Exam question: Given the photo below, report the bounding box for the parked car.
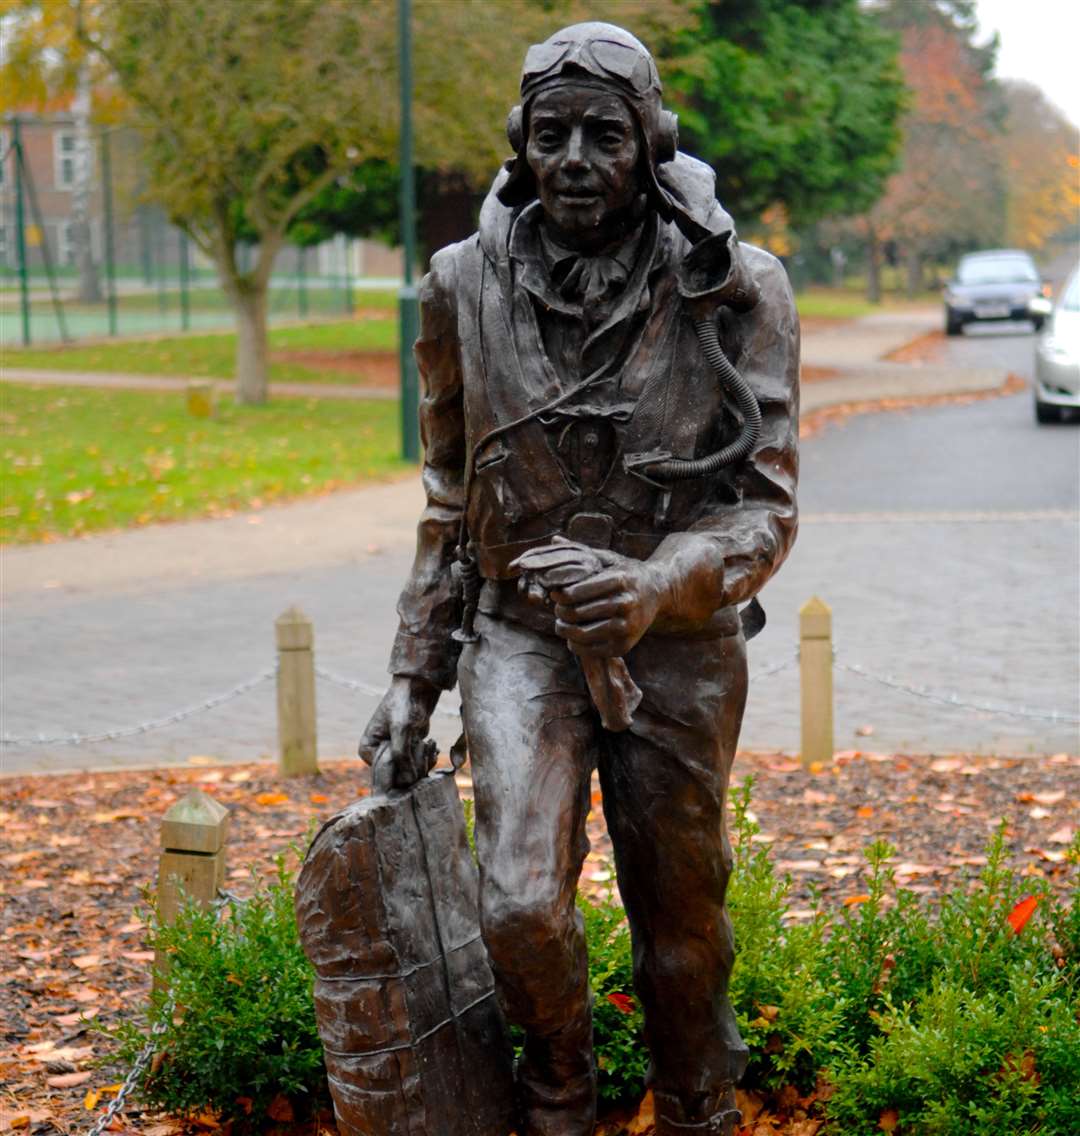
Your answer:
[1034,267,1080,424]
[943,249,1052,335]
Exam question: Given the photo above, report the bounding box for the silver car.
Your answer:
[1034,268,1080,424]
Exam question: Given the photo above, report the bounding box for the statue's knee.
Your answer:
[481,890,570,967]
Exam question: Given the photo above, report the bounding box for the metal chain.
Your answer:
[314,665,462,718]
[835,656,1080,724]
[86,884,241,1136]
[4,643,1073,749]
[86,992,174,1136]
[749,651,799,683]
[0,667,276,747]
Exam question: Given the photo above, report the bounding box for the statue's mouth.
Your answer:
[555,187,601,206]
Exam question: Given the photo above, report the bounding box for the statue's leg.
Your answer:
[600,629,750,1136]
[458,613,600,1136]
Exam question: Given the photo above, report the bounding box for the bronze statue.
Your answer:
[354,21,799,1136]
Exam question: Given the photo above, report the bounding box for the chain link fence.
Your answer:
[0,115,400,347]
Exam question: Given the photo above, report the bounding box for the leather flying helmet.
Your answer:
[498,22,679,208]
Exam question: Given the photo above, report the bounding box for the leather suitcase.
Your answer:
[295,771,516,1136]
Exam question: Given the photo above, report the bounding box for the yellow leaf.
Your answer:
[84,1090,100,1111]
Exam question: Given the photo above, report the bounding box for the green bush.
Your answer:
[110,855,326,1131]
[725,779,1079,1134]
[578,887,650,1105]
[111,789,1078,1135]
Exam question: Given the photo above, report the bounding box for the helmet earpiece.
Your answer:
[655,109,678,164]
[507,105,524,152]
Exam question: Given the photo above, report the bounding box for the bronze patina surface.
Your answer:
[310,21,798,1136]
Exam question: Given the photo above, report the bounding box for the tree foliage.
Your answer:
[998,81,1080,254]
[667,0,905,227]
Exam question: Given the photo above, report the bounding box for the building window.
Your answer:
[54,132,76,189]
[57,221,76,266]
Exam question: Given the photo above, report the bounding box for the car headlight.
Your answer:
[1029,296,1053,315]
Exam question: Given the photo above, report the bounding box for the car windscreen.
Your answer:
[957,256,1039,285]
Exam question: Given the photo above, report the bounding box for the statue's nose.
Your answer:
[562,127,589,170]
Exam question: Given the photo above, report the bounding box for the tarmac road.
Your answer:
[2,318,1077,774]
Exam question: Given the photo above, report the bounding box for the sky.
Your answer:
[974,0,1080,125]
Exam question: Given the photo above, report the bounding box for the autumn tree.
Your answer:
[76,0,398,404]
[861,0,1003,298]
[0,0,118,301]
[998,80,1080,255]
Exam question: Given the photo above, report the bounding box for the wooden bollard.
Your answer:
[276,606,319,775]
[799,596,834,768]
[186,379,216,418]
[156,790,229,981]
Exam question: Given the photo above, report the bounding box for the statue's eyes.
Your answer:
[598,132,626,151]
[534,128,563,149]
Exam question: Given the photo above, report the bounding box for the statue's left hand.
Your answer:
[548,555,667,658]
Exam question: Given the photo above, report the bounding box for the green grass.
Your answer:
[0,382,408,543]
[796,284,943,321]
[1,317,398,384]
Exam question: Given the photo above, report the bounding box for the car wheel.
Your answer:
[1032,316,1045,332]
[1035,399,1061,424]
[945,310,964,336]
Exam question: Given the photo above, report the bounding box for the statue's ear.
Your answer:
[507,105,524,152]
[655,109,678,164]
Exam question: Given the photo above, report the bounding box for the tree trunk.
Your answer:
[234,284,270,404]
[904,245,922,298]
[866,226,882,304]
[72,66,102,304]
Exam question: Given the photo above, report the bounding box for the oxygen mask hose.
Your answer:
[645,314,761,481]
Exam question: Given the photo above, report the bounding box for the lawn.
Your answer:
[1,316,398,384]
[0,382,408,543]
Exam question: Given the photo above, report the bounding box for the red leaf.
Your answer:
[1007,895,1040,934]
[606,992,635,1015]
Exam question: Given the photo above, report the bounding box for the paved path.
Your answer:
[0,367,397,401]
[2,304,1006,413]
[4,311,1076,774]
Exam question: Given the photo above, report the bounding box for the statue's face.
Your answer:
[526,83,642,250]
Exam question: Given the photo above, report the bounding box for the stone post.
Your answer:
[799,595,834,768]
[276,606,319,775]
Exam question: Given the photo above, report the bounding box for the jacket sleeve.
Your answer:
[648,244,799,622]
[387,248,467,689]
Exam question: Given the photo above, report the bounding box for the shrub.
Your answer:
[578,887,650,1105]
[110,854,326,1131]
[110,788,1078,1135]
[725,778,845,1092]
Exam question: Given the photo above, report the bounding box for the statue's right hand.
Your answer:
[358,675,441,795]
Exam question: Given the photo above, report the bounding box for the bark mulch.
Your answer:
[2,749,1076,1136]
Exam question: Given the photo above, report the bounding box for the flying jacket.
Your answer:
[389,158,799,690]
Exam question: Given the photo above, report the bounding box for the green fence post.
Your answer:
[19,123,69,342]
[12,117,31,346]
[155,214,168,315]
[398,0,420,463]
[298,245,308,318]
[179,231,191,331]
[344,238,354,316]
[100,129,118,336]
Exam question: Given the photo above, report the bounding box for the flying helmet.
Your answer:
[497,22,679,209]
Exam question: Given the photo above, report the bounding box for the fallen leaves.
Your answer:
[0,751,1075,1136]
[45,1071,93,1088]
[253,792,290,807]
[1006,895,1041,935]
